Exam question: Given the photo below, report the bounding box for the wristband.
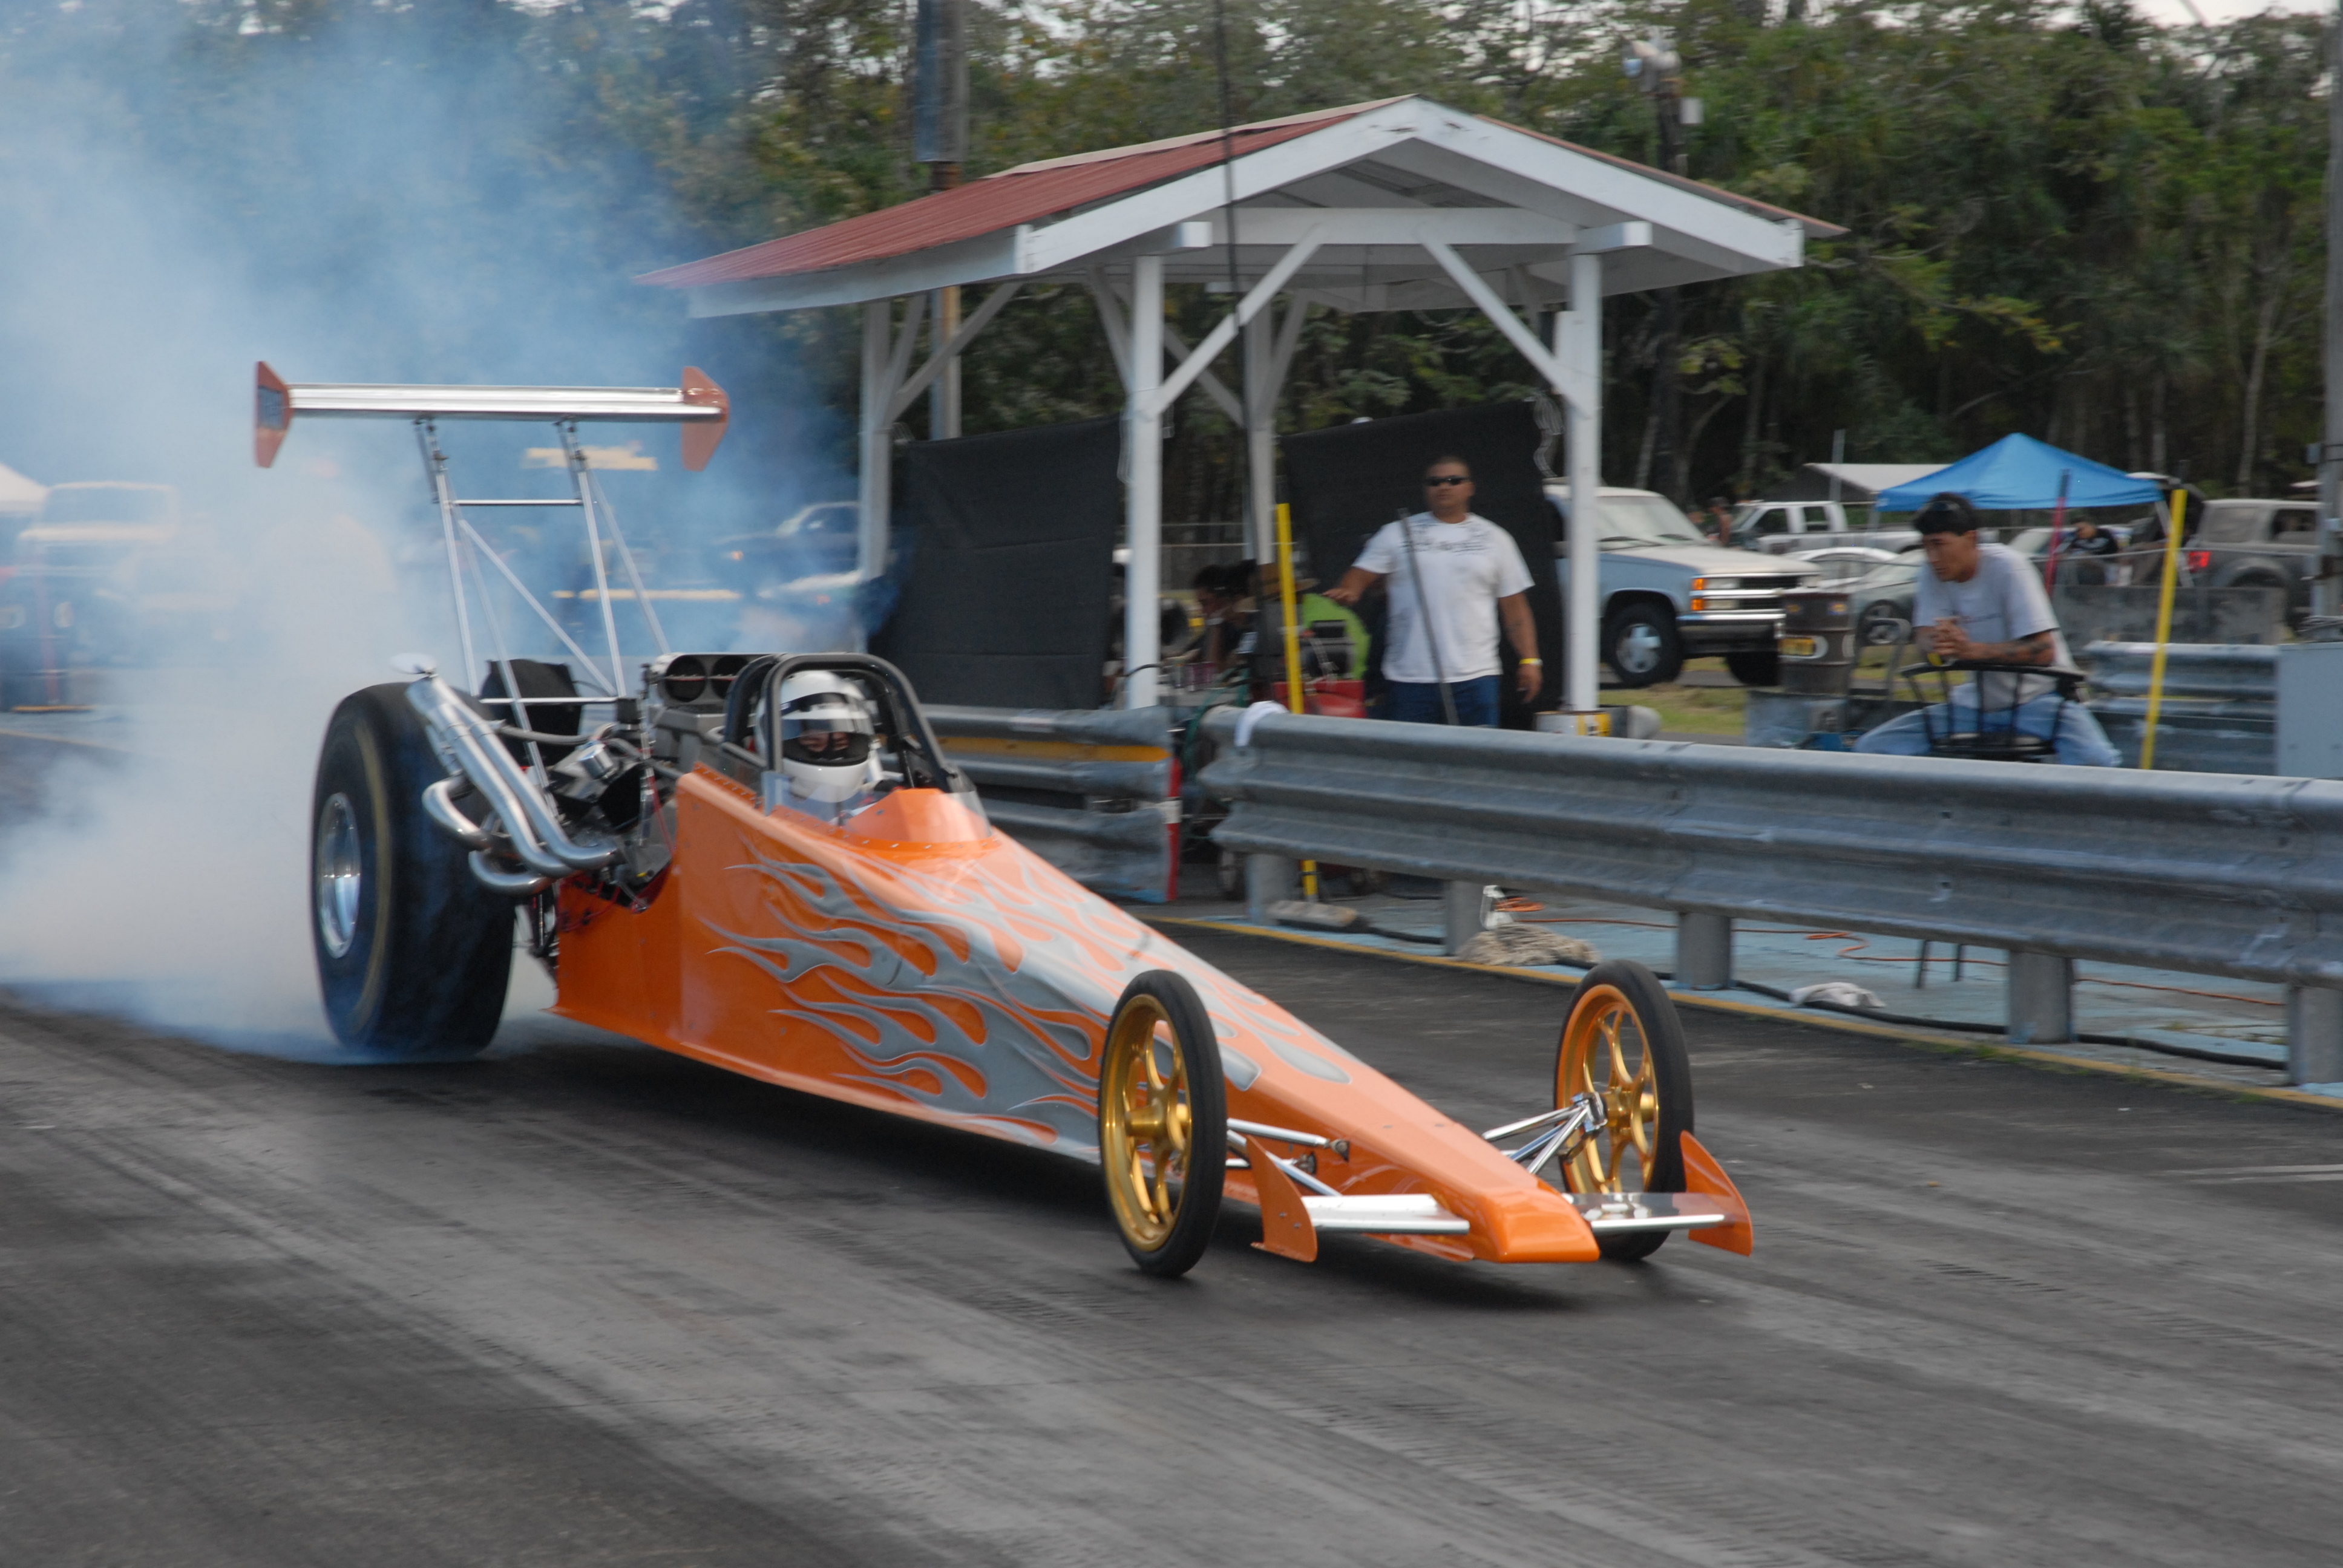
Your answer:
[1518,658,1542,665]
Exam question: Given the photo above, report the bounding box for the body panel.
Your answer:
[555,768,1603,1264]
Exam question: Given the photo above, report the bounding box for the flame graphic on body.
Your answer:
[690,790,1360,1153]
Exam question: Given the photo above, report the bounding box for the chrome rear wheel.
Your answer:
[315,793,362,959]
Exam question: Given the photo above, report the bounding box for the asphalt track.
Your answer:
[3,928,2341,1566]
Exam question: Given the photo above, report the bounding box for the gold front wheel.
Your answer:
[1097,971,1227,1276]
[1554,960,1694,1260]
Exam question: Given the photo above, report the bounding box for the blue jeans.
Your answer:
[1386,675,1502,727]
[1855,692,2120,768]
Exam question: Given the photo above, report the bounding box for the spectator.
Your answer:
[1190,563,1255,671]
[2063,517,2120,586]
[1324,455,1541,726]
[1700,495,1735,545]
[1853,492,2119,766]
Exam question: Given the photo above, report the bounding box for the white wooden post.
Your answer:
[858,300,893,596]
[1124,252,1165,708]
[1244,312,1277,563]
[1561,252,1604,716]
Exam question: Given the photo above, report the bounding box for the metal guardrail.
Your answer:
[2080,641,2275,775]
[2083,641,2275,702]
[926,705,1178,903]
[1199,707,2343,1080]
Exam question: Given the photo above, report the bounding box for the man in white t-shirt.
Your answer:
[1853,493,2119,766]
[1324,455,1542,726]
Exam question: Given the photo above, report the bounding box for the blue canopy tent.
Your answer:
[1874,433,2161,512]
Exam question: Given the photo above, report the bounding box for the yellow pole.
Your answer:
[2140,489,2187,771]
[1274,502,1319,899]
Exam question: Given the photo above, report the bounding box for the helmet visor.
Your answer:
[779,694,875,766]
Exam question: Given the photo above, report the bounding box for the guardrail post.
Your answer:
[2005,950,2074,1045]
[1674,913,1732,990]
[2286,985,2343,1085]
[1443,883,1489,956]
[1245,854,1297,923]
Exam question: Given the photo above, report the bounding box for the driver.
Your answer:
[771,670,888,820]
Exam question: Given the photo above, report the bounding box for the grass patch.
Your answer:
[1607,658,1747,733]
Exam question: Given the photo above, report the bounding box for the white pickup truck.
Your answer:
[1547,485,1817,688]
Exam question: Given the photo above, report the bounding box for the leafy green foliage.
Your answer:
[4,0,2332,509]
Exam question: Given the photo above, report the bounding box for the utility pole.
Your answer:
[2318,1,2343,629]
[915,0,968,439]
[1626,34,1701,503]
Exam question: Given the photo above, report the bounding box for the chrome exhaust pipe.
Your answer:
[468,850,552,898]
[421,777,493,851]
[404,675,620,878]
[425,778,554,898]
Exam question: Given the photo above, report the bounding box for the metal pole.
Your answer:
[1124,252,1164,709]
[416,419,479,688]
[913,0,966,183]
[1275,501,1317,898]
[2321,1,2343,626]
[2141,489,2188,770]
[1562,252,1605,717]
[563,424,626,693]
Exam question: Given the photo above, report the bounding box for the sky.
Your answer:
[2132,0,2329,23]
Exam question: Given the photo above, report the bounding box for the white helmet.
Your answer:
[773,670,882,805]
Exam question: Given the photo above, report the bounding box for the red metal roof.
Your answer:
[636,97,1842,292]
[635,105,1372,290]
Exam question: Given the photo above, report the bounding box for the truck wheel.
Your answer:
[1555,961,1694,1261]
[312,684,514,1059]
[1725,652,1780,688]
[1098,972,1227,1276]
[1602,603,1683,687]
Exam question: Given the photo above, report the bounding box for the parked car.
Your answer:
[5,482,237,669]
[1548,485,1817,687]
[2181,499,2318,621]
[1797,547,1923,647]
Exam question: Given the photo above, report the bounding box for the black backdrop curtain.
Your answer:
[1282,401,1561,728]
[872,417,1121,710]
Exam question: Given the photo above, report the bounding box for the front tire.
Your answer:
[312,684,514,1059]
[1555,961,1694,1261]
[1725,651,1780,687]
[1097,972,1227,1276]
[1602,602,1683,687]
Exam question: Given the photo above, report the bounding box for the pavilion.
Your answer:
[640,96,1840,712]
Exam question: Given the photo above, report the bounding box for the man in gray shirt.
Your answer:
[1853,493,2119,766]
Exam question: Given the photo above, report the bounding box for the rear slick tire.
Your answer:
[312,684,514,1059]
[1097,971,1228,1277]
[1555,960,1695,1261]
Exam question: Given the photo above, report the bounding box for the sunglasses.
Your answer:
[1423,474,1470,487]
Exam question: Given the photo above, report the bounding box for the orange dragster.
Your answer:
[315,650,1751,1278]
[273,367,1748,1276]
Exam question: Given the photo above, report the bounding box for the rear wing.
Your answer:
[254,362,729,471]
